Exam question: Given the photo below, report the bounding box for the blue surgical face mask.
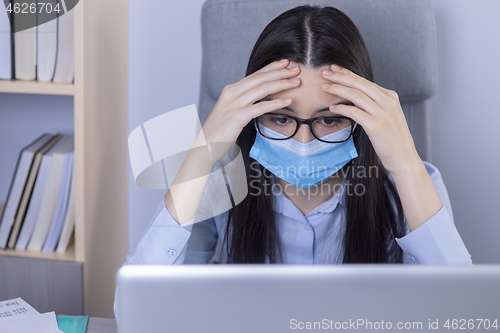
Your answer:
[249,122,358,189]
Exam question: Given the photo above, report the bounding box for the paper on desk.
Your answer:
[0,297,39,317]
[0,311,62,333]
[0,297,63,333]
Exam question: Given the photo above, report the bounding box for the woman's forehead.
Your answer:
[267,62,347,110]
[286,61,331,72]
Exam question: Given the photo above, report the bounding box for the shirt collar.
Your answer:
[270,174,346,217]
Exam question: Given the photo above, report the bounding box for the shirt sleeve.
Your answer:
[114,197,220,320]
[123,198,194,265]
[394,161,473,265]
[123,197,219,265]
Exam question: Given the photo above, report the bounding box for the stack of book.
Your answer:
[0,133,75,253]
[0,0,74,82]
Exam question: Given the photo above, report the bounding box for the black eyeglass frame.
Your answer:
[254,112,358,143]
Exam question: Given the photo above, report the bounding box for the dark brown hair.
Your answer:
[223,5,406,264]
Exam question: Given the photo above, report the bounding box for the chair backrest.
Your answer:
[198,0,437,161]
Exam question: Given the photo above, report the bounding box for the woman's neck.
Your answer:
[274,171,344,216]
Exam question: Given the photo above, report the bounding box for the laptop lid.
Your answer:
[115,265,500,333]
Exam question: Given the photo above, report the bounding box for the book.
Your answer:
[55,161,75,253]
[52,6,74,83]
[37,8,58,81]
[0,134,55,249]
[14,12,37,80]
[16,134,69,250]
[56,316,89,333]
[42,144,73,252]
[0,0,12,80]
[27,135,73,251]
[7,134,62,248]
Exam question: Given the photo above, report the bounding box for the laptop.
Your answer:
[115,264,500,333]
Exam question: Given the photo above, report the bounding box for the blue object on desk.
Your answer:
[56,316,89,333]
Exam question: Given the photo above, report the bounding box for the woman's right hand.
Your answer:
[201,59,301,163]
[165,59,300,225]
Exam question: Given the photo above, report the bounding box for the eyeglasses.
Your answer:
[254,112,357,143]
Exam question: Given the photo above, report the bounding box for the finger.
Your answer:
[244,59,291,81]
[325,66,395,109]
[233,65,300,99]
[247,98,293,119]
[322,83,384,116]
[332,65,390,92]
[329,104,372,132]
[238,75,300,107]
[232,60,289,91]
[376,85,400,102]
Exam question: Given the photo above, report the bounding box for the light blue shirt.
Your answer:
[122,161,472,266]
[114,161,473,320]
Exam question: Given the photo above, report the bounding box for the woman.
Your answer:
[122,5,472,267]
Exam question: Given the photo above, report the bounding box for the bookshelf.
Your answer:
[0,242,76,261]
[0,0,128,318]
[0,80,74,95]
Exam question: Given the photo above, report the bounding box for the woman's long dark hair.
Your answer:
[223,5,406,264]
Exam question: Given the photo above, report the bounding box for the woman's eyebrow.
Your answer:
[260,98,353,113]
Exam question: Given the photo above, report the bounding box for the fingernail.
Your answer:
[289,78,300,84]
[331,64,342,71]
[289,66,299,71]
[322,83,331,90]
[323,70,333,76]
[279,59,287,63]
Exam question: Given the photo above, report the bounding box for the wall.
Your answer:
[127,0,500,263]
[428,0,500,263]
[127,0,206,253]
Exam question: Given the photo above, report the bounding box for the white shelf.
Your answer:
[0,80,74,96]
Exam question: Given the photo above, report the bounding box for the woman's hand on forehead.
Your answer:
[320,65,444,234]
[319,64,419,176]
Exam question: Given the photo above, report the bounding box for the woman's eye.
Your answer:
[320,118,339,126]
[270,116,290,124]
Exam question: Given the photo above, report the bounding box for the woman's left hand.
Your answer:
[321,64,420,177]
[321,64,444,232]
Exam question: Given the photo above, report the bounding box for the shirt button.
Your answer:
[305,225,310,231]
[167,249,177,258]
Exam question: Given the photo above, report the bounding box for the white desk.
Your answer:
[86,317,117,333]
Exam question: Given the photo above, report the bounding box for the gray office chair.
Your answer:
[197,0,437,162]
